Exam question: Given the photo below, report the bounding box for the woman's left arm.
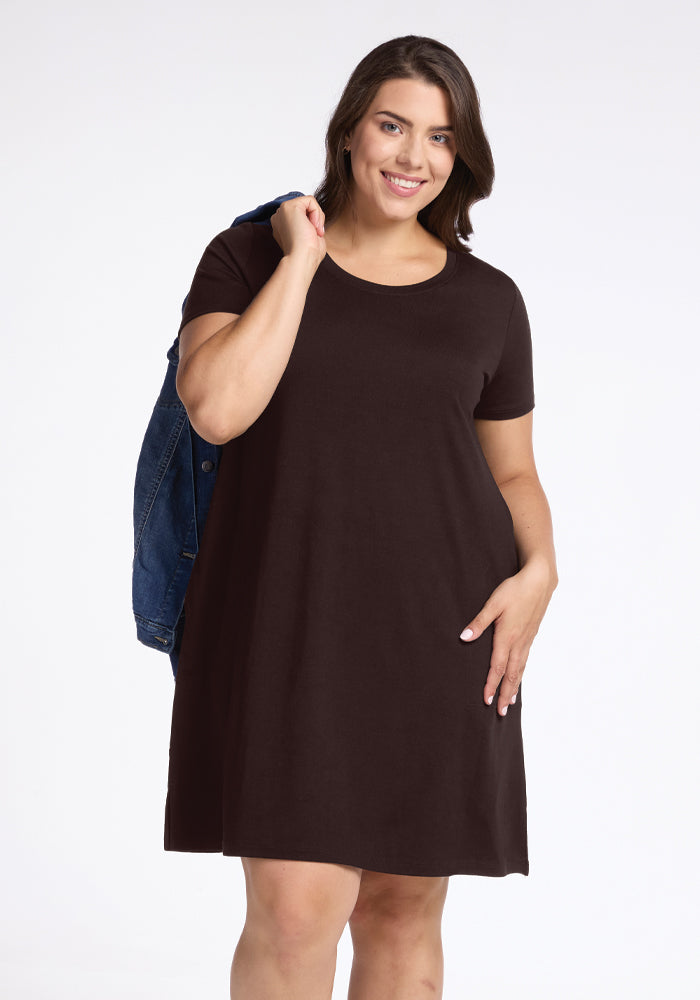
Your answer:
[460,410,558,716]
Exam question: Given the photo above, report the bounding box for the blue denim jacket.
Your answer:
[132,191,305,678]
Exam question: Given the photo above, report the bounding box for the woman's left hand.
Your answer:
[459,558,557,716]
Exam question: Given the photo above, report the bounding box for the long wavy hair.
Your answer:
[313,35,495,254]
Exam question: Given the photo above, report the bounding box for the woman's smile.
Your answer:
[380,170,428,197]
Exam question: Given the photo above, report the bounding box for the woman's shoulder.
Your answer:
[206,220,281,262]
[199,221,283,290]
[453,246,522,300]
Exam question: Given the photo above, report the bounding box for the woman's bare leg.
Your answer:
[347,871,450,999]
[230,857,362,1000]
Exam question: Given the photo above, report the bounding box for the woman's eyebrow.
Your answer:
[374,110,454,132]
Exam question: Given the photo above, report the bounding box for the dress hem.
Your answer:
[163,841,529,878]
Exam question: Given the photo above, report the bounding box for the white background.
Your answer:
[2,1,698,997]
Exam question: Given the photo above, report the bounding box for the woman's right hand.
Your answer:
[270,195,326,267]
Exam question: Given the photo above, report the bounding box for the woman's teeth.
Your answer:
[383,172,422,189]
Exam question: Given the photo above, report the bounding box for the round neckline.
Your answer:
[320,245,457,295]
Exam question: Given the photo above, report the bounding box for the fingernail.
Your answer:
[501,705,508,716]
[510,694,517,704]
[487,695,493,705]
[460,628,473,640]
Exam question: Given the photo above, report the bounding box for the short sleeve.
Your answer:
[472,282,535,420]
[178,224,255,334]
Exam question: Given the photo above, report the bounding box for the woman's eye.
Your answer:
[381,122,449,145]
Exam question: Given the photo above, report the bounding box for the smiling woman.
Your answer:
[163,33,558,1000]
[320,77,459,280]
[315,38,495,255]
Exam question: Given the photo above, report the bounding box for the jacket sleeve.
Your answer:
[178,223,256,334]
[472,282,536,420]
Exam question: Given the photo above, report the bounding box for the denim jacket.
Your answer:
[132,191,305,678]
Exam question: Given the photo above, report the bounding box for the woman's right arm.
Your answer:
[176,196,326,445]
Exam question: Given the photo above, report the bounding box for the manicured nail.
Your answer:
[510,694,517,704]
[501,705,508,716]
[460,628,473,640]
[487,695,493,705]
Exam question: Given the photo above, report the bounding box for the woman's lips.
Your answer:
[380,171,427,198]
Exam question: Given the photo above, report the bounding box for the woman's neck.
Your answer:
[324,212,435,261]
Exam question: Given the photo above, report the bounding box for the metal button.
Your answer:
[201,459,215,472]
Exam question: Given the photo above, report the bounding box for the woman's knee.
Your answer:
[241,857,363,947]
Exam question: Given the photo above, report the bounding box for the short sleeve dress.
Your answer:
[163,220,535,878]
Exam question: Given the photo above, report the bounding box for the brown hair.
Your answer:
[313,35,495,254]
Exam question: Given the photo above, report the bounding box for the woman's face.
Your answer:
[345,76,457,224]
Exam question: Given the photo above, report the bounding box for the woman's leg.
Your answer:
[230,857,363,1000]
[347,871,450,999]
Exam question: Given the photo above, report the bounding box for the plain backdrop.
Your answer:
[2,1,698,997]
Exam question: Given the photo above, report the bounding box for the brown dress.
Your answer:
[163,220,535,877]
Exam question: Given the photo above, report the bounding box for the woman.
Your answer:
[166,34,558,1000]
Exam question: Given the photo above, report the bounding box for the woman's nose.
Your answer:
[396,135,423,169]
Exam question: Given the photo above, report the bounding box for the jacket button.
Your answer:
[201,459,215,472]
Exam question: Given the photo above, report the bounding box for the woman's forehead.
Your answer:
[366,78,453,121]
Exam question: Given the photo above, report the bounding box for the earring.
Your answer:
[343,145,350,153]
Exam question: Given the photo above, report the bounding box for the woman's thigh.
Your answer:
[349,870,450,924]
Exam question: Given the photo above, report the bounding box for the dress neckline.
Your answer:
[320,246,457,295]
